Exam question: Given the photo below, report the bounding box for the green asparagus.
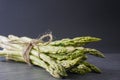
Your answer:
[0,34,105,78]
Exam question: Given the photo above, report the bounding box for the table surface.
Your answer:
[0,53,120,80]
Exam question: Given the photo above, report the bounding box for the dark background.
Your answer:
[0,0,120,53]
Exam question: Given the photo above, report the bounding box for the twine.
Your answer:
[22,33,53,66]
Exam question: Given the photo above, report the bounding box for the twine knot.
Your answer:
[23,33,53,65]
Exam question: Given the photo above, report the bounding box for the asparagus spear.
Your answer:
[70,62,92,75]
[49,36,101,47]
[41,47,104,61]
[83,61,101,73]
[70,61,102,74]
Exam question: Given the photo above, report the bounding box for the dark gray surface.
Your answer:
[0,53,120,80]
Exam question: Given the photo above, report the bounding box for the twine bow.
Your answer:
[22,33,53,66]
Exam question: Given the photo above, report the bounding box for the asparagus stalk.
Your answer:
[83,61,101,73]
[70,63,92,75]
[49,36,101,47]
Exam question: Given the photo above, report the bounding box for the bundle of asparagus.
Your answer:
[0,34,105,78]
